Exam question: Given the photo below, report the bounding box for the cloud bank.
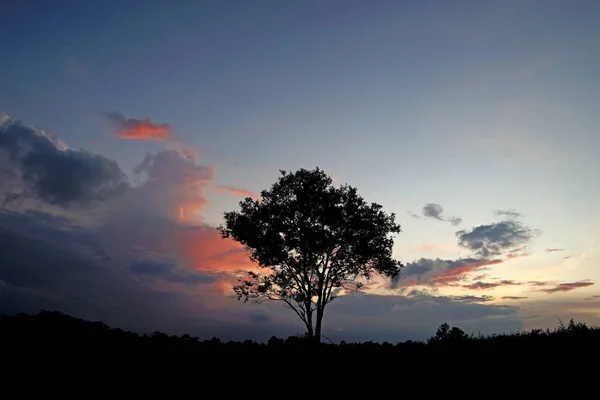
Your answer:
[0,113,576,341]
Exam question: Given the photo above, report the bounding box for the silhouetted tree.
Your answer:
[218,167,404,343]
[430,323,469,344]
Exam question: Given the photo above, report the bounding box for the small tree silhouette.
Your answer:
[218,167,403,344]
[430,323,469,344]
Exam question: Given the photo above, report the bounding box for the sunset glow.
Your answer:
[1,0,599,343]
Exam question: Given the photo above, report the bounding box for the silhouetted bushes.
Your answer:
[1,311,599,356]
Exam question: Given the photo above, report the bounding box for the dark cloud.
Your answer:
[0,209,257,337]
[0,116,129,208]
[501,296,528,300]
[539,281,594,294]
[248,310,272,324]
[130,259,219,284]
[415,203,462,226]
[456,220,538,258]
[422,203,444,219]
[395,257,502,288]
[462,280,520,290]
[0,212,524,342]
[449,295,495,303]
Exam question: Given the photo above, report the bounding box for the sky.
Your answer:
[1,0,599,343]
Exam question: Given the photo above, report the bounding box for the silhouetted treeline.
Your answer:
[1,311,599,355]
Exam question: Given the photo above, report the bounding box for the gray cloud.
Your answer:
[0,116,129,208]
[395,257,503,288]
[449,295,495,303]
[462,280,520,290]
[539,281,594,294]
[130,259,219,284]
[502,296,528,300]
[456,220,538,258]
[493,209,521,219]
[248,310,272,324]
[416,203,462,226]
[545,248,566,252]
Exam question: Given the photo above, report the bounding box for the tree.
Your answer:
[217,167,403,344]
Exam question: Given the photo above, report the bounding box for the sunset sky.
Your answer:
[1,0,599,342]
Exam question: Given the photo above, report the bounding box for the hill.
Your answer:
[1,310,599,356]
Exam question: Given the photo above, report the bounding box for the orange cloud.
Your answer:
[212,185,259,199]
[431,259,503,286]
[176,225,257,274]
[102,112,199,160]
[103,112,172,142]
[540,281,594,294]
[98,118,262,287]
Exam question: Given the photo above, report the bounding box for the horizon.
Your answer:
[1,0,599,343]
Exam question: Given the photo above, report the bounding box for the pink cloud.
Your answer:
[212,184,259,199]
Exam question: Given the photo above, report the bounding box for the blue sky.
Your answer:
[1,0,599,341]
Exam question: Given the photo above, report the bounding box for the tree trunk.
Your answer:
[314,307,324,344]
[306,310,314,341]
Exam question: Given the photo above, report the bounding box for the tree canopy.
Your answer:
[217,167,403,343]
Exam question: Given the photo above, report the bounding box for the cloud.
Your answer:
[326,292,523,342]
[0,116,129,209]
[506,251,531,259]
[448,295,495,303]
[539,281,594,294]
[493,209,521,219]
[102,112,198,160]
[412,203,462,226]
[462,280,521,290]
[456,220,538,258]
[0,209,525,342]
[0,113,531,343]
[132,150,215,223]
[584,295,600,301]
[211,184,258,199]
[528,281,551,287]
[395,257,503,288]
[501,296,528,300]
[102,112,173,142]
[130,259,219,285]
[545,248,566,252]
